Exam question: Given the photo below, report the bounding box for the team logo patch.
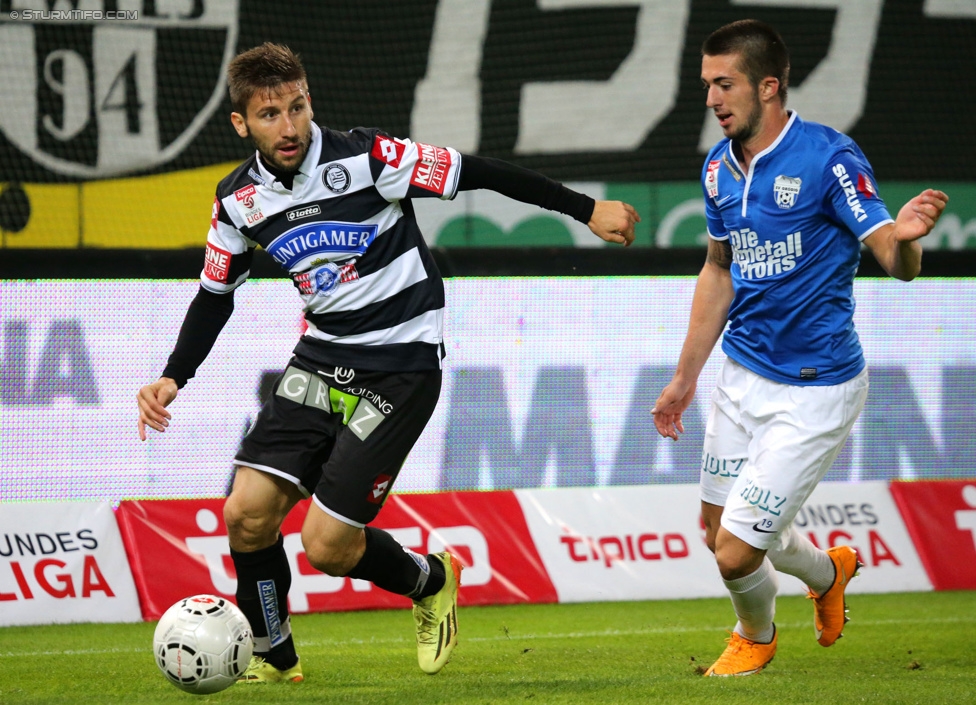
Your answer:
[203,242,232,283]
[773,175,802,209]
[705,160,720,199]
[857,173,877,198]
[368,474,393,505]
[234,184,265,226]
[371,136,405,168]
[287,204,321,221]
[0,3,239,178]
[323,163,351,193]
[410,143,452,195]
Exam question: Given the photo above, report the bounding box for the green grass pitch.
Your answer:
[1,591,973,704]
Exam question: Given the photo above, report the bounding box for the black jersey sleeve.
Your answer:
[161,286,235,389]
[456,154,595,224]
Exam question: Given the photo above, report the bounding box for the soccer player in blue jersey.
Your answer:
[652,20,947,677]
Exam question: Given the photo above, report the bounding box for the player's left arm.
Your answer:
[456,154,639,246]
[367,133,639,244]
[862,189,949,281]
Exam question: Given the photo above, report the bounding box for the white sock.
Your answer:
[724,557,778,644]
[766,525,835,596]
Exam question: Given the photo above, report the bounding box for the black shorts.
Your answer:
[235,359,442,526]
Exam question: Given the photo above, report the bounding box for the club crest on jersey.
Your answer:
[773,175,802,209]
[234,184,265,225]
[323,163,351,194]
[705,160,720,199]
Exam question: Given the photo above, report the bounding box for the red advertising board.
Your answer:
[116,491,556,621]
[888,481,976,590]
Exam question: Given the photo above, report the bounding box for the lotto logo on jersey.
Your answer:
[705,160,720,199]
[410,143,452,195]
[203,243,232,283]
[371,136,405,168]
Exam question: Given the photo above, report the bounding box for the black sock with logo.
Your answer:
[231,534,298,671]
[346,526,445,599]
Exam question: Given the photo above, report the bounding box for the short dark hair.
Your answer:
[227,42,307,116]
[702,20,790,103]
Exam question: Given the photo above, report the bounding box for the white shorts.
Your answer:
[700,358,869,550]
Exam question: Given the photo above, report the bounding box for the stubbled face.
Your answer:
[701,53,763,144]
[232,80,313,172]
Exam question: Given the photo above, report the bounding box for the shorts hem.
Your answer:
[232,459,312,498]
[721,513,779,551]
[312,495,366,529]
[700,486,729,507]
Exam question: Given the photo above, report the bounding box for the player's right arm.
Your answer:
[136,189,253,440]
[652,237,734,440]
[137,377,179,440]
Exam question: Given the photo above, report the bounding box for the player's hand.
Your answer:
[893,189,949,242]
[137,377,179,441]
[588,200,640,246]
[651,378,697,441]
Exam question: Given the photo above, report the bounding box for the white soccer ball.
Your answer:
[153,594,254,694]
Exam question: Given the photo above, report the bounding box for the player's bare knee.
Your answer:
[223,498,279,549]
[714,545,756,581]
[303,539,357,576]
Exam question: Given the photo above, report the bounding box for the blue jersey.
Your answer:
[703,112,893,385]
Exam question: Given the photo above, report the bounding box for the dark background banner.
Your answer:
[1,0,973,184]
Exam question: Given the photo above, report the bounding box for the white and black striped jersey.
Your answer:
[162,123,595,387]
[203,123,461,372]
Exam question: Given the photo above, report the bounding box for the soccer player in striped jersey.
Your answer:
[137,42,639,683]
[652,20,947,677]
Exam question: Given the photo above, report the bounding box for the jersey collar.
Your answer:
[725,110,800,173]
[253,123,323,192]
